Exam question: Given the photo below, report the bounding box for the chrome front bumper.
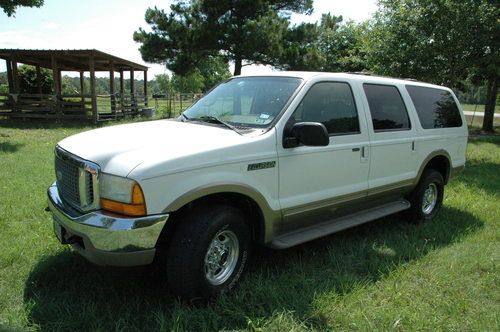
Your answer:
[47,182,169,266]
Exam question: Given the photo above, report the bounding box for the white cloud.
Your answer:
[43,22,60,30]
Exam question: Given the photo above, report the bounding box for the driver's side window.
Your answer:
[292,82,360,135]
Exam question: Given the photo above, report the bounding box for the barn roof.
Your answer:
[0,49,148,71]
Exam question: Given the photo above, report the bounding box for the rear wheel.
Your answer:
[166,205,251,301]
[407,169,444,223]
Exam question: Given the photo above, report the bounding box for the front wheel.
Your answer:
[406,169,444,223]
[166,205,251,301]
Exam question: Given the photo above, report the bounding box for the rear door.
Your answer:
[359,83,418,195]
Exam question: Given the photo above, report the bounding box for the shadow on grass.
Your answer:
[0,141,24,153]
[24,207,482,331]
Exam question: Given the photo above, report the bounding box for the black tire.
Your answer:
[166,204,251,301]
[406,169,444,223]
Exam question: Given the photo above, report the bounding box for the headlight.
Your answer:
[99,173,146,217]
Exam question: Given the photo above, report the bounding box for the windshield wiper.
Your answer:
[180,113,190,121]
[192,115,242,134]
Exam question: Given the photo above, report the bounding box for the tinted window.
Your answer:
[292,82,360,135]
[363,84,410,131]
[406,85,462,129]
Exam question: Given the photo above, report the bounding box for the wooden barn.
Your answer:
[0,49,149,123]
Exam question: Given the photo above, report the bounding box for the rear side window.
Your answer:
[363,84,411,132]
[406,85,462,129]
[293,82,360,135]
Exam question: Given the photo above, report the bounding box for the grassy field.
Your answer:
[0,119,499,331]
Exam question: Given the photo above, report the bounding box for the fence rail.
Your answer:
[0,92,202,121]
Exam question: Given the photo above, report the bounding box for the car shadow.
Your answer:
[24,207,482,331]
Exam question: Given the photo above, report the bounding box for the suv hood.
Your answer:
[57,119,256,177]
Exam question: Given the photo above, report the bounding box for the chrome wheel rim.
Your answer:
[204,229,239,286]
[422,182,438,214]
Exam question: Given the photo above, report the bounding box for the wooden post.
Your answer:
[11,59,20,94]
[35,65,42,95]
[130,69,135,113]
[57,69,62,97]
[51,56,60,115]
[143,70,148,107]
[6,59,14,92]
[130,69,135,94]
[9,59,19,113]
[119,70,124,113]
[89,52,98,123]
[79,71,85,104]
[109,61,115,113]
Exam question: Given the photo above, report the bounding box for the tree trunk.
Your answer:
[482,76,498,133]
[233,55,242,76]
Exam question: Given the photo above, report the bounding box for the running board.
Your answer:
[271,199,411,249]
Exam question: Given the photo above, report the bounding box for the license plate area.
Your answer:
[53,219,68,244]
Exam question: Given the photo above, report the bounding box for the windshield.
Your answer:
[183,77,302,128]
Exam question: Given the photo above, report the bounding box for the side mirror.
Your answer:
[283,122,329,148]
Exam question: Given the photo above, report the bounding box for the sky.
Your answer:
[0,0,377,79]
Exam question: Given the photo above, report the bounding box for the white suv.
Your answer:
[47,72,468,300]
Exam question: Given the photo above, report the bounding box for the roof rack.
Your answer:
[346,71,422,83]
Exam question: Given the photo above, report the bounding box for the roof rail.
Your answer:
[347,71,373,76]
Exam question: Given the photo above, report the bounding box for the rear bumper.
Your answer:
[47,182,168,266]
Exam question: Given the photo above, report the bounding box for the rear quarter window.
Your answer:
[406,85,462,129]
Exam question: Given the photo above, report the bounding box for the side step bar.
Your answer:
[270,199,411,249]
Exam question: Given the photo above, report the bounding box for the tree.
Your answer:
[278,22,323,70]
[367,0,499,131]
[1,0,44,16]
[133,0,313,76]
[171,70,205,93]
[278,14,368,73]
[18,64,53,94]
[317,14,368,72]
[197,56,231,91]
[154,73,171,94]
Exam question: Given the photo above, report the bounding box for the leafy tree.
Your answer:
[279,14,368,72]
[197,56,231,91]
[367,0,499,131]
[171,70,205,93]
[133,0,313,76]
[18,64,53,94]
[154,73,171,94]
[1,0,44,17]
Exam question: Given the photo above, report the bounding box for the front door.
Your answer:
[277,81,370,232]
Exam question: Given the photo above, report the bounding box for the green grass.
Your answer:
[0,119,499,331]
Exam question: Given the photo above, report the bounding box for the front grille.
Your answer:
[55,156,81,206]
[86,172,94,203]
[54,146,100,212]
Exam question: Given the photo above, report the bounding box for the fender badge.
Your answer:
[247,161,276,171]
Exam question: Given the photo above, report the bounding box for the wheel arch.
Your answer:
[159,183,280,247]
[416,150,451,185]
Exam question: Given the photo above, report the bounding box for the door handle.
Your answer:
[352,147,360,152]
